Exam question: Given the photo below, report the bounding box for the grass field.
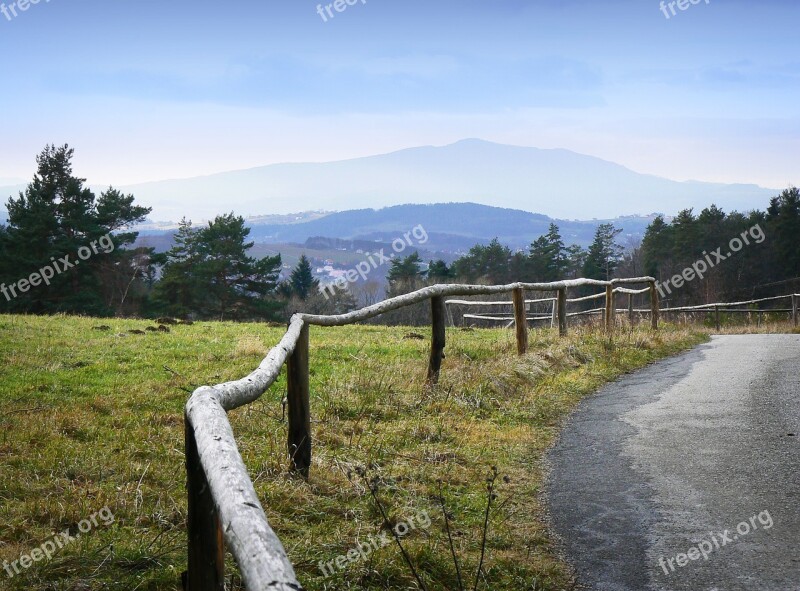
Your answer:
[0,315,713,590]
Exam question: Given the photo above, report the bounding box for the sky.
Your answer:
[0,0,798,190]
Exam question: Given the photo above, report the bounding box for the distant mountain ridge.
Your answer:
[137,202,661,253]
[113,138,777,222]
[0,139,780,224]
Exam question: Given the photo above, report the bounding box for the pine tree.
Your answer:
[451,239,512,283]
[427,259,454,282]
[387,252,424,284]
[529,223,567,281]
[766,187,800,281]
[582,223,623,281]
[289,254,319,301]
[153,214,283,320]
[641,216,673,278]
[196,213,282,320]
[153,218,202,317]
[1,144,150,314]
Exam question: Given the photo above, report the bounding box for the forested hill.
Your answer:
[139,203,659,252]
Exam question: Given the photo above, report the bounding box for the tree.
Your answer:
[641,216,674,278]
[671,209,700,264]
[766,187,800,282]
[452,239,513,283]
[582,223,623,281]
[384,252,426,324]
[563,244,587,279]
[427,259,454,282]
[153,214,283,320]
[0,144,151,314]
[387,252,424,285]
[289,254,319,301]
[529,223,567,281]
[152,218,203,317]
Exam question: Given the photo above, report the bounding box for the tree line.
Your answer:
[385,189,798,314]
[1,146,797,321]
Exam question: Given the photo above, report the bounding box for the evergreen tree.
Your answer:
[529,223,567,281]
[196,213,282,320]
[766,187,800,282]
[153,214,283,320]
[0,144,150,314]
[152,219,202,317]
[671,209,700,264]
[582,223,623,281]
[641,216,673,278]
[289,254,319,301]
[387,252,424,284]
[384,252,426,324]
[563,244,587,279]
[452,239,513,283]
[427,259,454,282]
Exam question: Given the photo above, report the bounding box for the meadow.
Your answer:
[0,315,711,590]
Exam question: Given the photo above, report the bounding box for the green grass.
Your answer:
[0,315,710,590]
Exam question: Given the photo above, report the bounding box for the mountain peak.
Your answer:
[51,141,776,223]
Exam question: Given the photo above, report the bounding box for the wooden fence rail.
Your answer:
[183,277,659,590]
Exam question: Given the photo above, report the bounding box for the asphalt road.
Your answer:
[545,335,800,591]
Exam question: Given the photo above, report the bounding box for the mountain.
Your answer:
[136,203,660,255]
[0,139,779,223]
[113,139,776,222]
[134,202,659,286]
[241,203,658,251]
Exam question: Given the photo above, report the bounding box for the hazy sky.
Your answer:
[1,0,798,189]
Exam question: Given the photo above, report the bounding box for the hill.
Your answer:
[0,139,774,223]
[136,203,659,258]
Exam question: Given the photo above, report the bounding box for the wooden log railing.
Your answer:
[639,294,800,329]
[451,284,654,334]
[183,277,658,591]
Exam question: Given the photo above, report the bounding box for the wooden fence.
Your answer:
[451,291,800,332]
[653,293,800,330]
[183,280,800,590]
[448,285,653,328]
[182,277,660,590]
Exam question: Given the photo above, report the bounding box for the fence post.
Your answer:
[605,285,614,333]
[427,296,447,385]
[551,293,557,329]
[628,293,634,324]
[715,305,721,331]
[185,416,225,591]
[287,322,311,478]
[793,295,798,327]
[557,288,567,337]
[649,281,659,330]
[512,288,528,355]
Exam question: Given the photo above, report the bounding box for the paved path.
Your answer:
[545,335,800,591]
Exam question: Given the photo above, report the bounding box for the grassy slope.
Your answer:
[0,315,710,590]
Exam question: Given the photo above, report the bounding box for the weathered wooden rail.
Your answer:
[454,290,800,332]
[451,284,654,330]
[648,293,800,330]
[183,277,658,591]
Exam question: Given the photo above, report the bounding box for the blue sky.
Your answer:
[0,0,798,190]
